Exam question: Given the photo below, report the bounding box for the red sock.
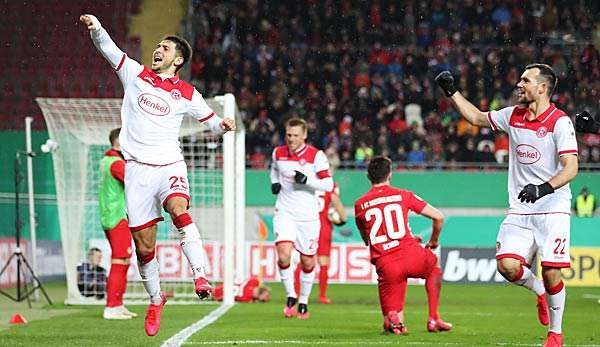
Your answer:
[319,265,329,298]
[425,267,442,320]
[293,265,301,296]
[107,263,129,308]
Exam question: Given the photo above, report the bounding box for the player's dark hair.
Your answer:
[162,35,192,73]
[109,128,120,146]
[525,63,557,97]
[367,156,392,184]
[89,247,102,254]
[285,117,307,132]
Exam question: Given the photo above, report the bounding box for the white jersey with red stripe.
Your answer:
[89,23,224,165]
[270,144,332,221]
[487,103,578,214]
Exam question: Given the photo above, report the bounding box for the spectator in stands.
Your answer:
[574,187,596,217]
[183,1,600,168]
[77,247,106,299]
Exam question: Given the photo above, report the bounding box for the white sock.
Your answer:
[298,267,315,305]
[513,266,545,296]
[138,258,162,305]
[547,282,566,333]
[278,264,296,298]
[179,223,207,279]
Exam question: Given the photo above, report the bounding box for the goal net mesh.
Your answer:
[36,95,244,305]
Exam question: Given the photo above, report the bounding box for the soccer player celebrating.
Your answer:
[354,156,451,335]
[436,64,578,347]
[270,118,334,319]
[99,128,137,320]
[80,15,235,336]
[294,178,347,304]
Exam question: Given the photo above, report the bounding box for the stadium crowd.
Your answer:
[188,0,600,169]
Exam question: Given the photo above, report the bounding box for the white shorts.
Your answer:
[125,160,190,231]
[273,213,320,256]
[496,213,571,268]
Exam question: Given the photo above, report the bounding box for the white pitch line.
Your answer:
[161,303,233,347]
[185,341,600,347]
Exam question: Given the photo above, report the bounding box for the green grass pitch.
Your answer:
[1,282,598,346]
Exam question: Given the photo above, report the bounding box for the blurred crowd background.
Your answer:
[189,0,600,169]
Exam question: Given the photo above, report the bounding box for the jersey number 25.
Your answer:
[365,203,406,245]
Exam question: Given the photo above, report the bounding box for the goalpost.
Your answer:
[36,94,245,305]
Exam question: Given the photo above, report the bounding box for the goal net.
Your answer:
[36,94,245,305]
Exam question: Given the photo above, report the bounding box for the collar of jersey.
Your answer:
[105,149,124,158]
[289,143,308,157]
[149,69,180,84]
[523,103,556,123]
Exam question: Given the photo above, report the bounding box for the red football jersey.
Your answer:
[354,185,427,264]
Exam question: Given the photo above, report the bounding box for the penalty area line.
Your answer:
[161,303,234,347]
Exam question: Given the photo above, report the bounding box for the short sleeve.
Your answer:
[116,56,144,86]
[487,106,515,132]
[189,89,216,122]
[314,150,331,178]
[406,191,427,214]
[554,116,578,156]
[109,159,125,183]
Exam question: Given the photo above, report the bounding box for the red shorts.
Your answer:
[375,243,438,315]
[317,220,333,257]
[105,219,133,259]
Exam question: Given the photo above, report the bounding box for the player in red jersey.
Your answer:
[213,276,272,303]
[354,156,451,335]
[294,181,347,304]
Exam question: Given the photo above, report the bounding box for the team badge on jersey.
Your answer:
[299,158,306,166]
[536,126,548,138]
[170,89,181,100]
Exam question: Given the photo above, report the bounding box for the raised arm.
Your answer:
[418,204,444,250]
[435,71,491,127]
[79,14,126,69]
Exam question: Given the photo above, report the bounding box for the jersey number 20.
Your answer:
[365,203,406,245]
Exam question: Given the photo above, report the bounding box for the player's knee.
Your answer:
[277,259,291,268]
[166,199,188,217]
[135,246,155,260]
[496,259,521,280]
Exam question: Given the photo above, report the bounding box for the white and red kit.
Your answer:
[315,184,339,256]
[90,23,225,229]
[487,104,578,267]
[354,185,438,315]
[270,144,333,255]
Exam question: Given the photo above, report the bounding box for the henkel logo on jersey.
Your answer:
[515,144,541,165]
[137,93,170,116]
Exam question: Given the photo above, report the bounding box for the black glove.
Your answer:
[518,182,555,203]
[435,71,458,97]
[575,111,600,134]
[294,170,307,184]
[271,183,281,194]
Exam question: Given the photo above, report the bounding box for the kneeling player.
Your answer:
[354,156,452,334]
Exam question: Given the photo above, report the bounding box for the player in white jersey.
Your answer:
[436,64,577,347]
[80,15,235,336]
[270,118,334,319]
